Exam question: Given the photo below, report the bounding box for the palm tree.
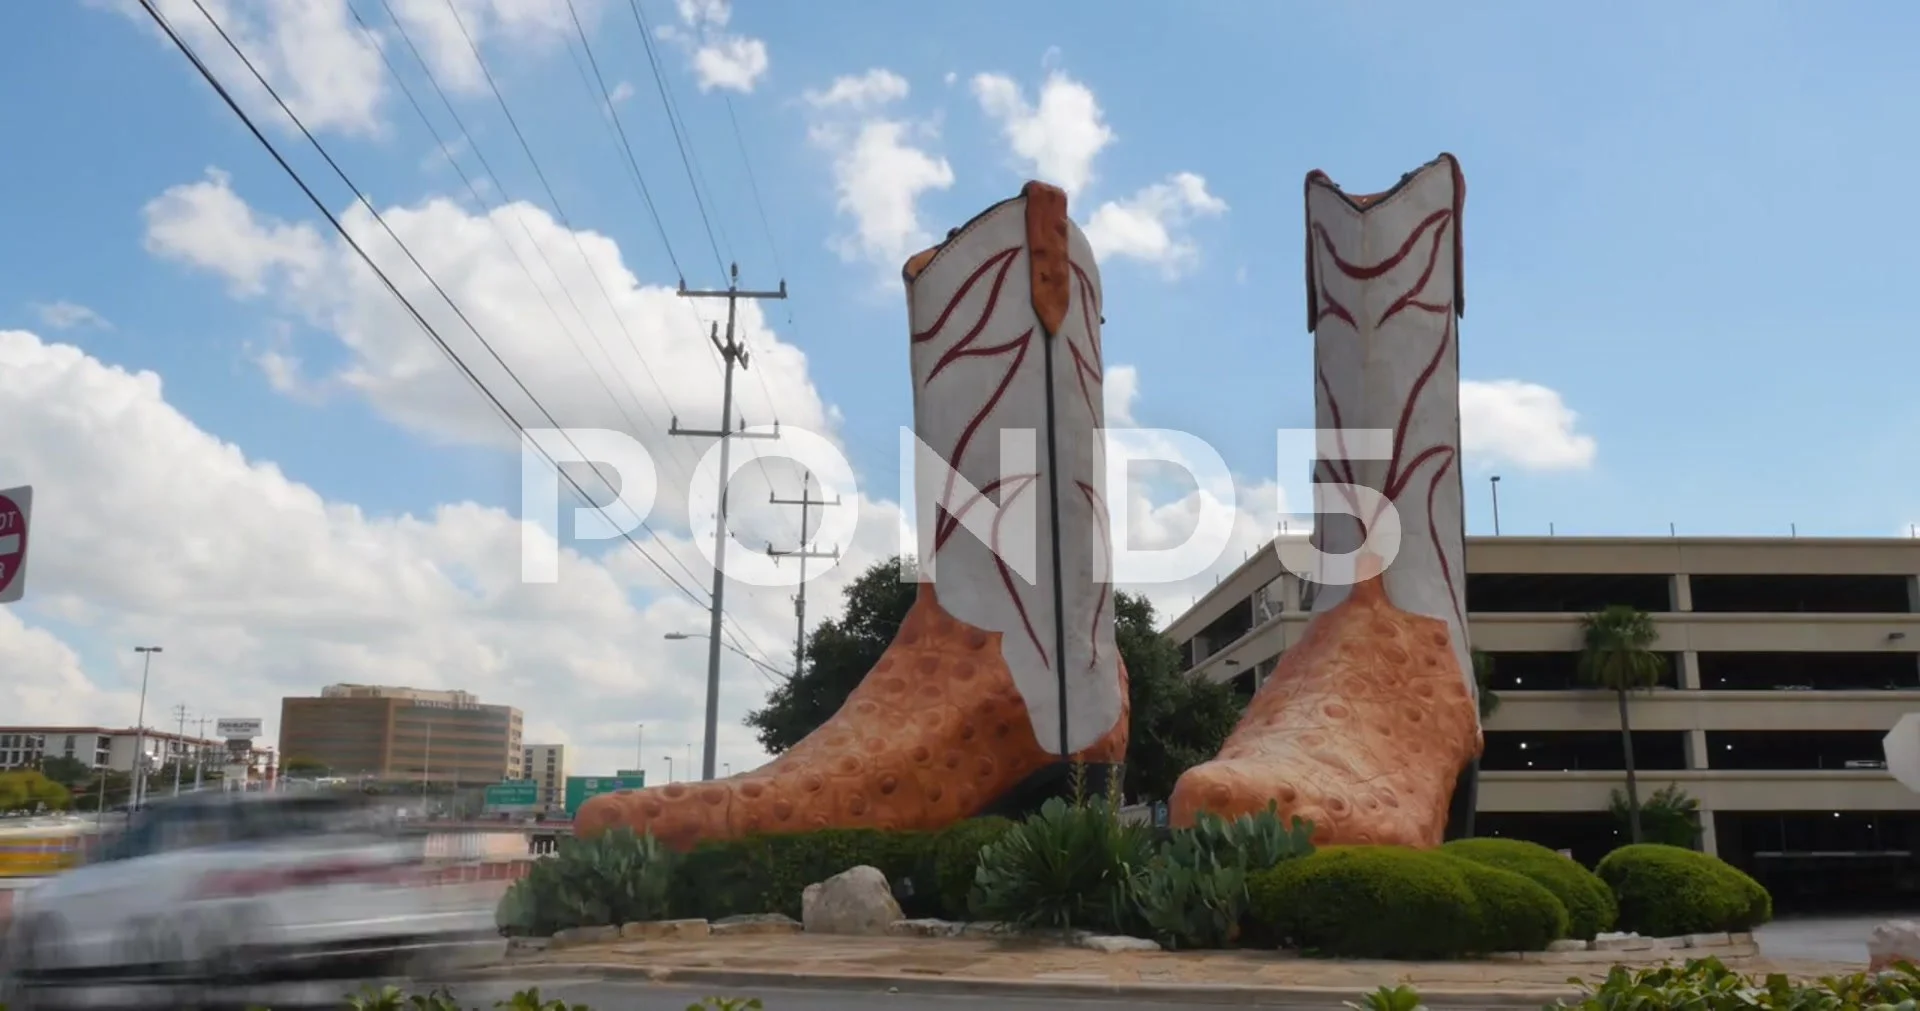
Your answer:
[1578,605,1666,844]
[1472,649,1501,722]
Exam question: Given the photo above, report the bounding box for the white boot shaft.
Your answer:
[903,183,1123,757]
[1302,155,1473,702]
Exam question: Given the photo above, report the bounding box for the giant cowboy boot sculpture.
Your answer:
[1169,154,1481,848]
[576,182,1128,850]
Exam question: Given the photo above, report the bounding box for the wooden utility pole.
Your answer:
[767,473,841,678]
[672,263,786,782]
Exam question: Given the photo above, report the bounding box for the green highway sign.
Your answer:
[563,774,645,815]
[483,781,539,811]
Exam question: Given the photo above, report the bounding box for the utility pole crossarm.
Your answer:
[670,262,789,783]
[768,545,839,559]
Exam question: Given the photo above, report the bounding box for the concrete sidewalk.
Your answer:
[494,932,1866,1006]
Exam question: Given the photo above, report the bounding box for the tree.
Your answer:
[744,556,1244,801]
[746,557,917,754]
[1472,649,1502,722]
[282,756,332,779]
[0,771,71,813]
[37,755,92,788]
[1610,783,1699,849]
[1578,605,1665,844]
[1116,592,1244,802]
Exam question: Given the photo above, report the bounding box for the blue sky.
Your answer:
[3,0,1919,777]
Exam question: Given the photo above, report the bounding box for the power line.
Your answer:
[367,0,710,499]
[724,96,784,286]
[623,0,731,272]
[436,0,684,285]
[560,0,700,282]
[343,1,654,453]
[146,0,708,610]
[433,0,714,465]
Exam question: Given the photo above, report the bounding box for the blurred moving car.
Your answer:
[0,791,500,1009]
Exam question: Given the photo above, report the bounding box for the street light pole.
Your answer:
[636,723,644,775]
[664,755,674,784]
[1489,475,1503,536]
[132,646,162,810]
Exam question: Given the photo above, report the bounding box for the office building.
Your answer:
[1168,535,1920,910]
[278,684,523,785]
[521,744,566,811]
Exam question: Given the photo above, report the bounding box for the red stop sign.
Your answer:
[0,491,27,601]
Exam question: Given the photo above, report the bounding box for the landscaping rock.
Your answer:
[1593,931,1661,952]
[888,918,965,938]
[1869,920,1920,971]
[712,913,801,937]
[619,918,710,941]
[802,865,903,936]
[505,936,549,953]
[1687,932,1733,949]
[1547,939,1589,953]
[550,924,618,949]
[960,921,1012,938]
[1076,934,1162,953]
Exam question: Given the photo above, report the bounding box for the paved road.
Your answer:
[1755,915,1902,963]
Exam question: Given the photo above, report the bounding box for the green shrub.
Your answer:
[1248,846,1483,959]
[498,828,674,936]
[1596,843,1772,937]
[1442,836,1617,939]
[669,828,938,921]
[970,794,1153,934]
[1440,854,1566,954]
[1135,821,1249,950]
[930,817,1016,919]
[1567,957,1920,1009]
[1183,801,1316,874]
[1134,804,1316,950]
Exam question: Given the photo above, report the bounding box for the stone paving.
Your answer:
[516,931,1869,995]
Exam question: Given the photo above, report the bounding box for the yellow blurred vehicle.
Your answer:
[0,817,99,878]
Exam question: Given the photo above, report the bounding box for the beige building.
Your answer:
[521,743,566,811]
[1168,536,1920,910]
[0,726,222,775]
[279,684,523,785]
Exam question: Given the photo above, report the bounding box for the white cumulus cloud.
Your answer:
[1461,379,1598,470]
[656,0,768,93]
[971,69,1114,199]
[1084,172,1228,278]
[803,70,953,272]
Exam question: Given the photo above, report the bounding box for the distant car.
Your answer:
[0,791,500,1010]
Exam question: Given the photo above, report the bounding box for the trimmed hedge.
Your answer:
[1247,845,1564,959]
[1442,854,1567,954]
[668,828,939,921]
[1595,843,1772,938]
[929,816,1016,919]
[1442,837,1617,940]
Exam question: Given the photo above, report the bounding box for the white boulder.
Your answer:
[801,865,903,937]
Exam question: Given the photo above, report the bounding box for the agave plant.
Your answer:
[1187,801,1315,873]
[497,828,676,936]
[970,792,1153,934]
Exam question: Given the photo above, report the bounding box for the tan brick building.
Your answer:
[278,684,522,785]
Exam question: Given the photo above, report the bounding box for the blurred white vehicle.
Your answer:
[0,791,501,1009]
